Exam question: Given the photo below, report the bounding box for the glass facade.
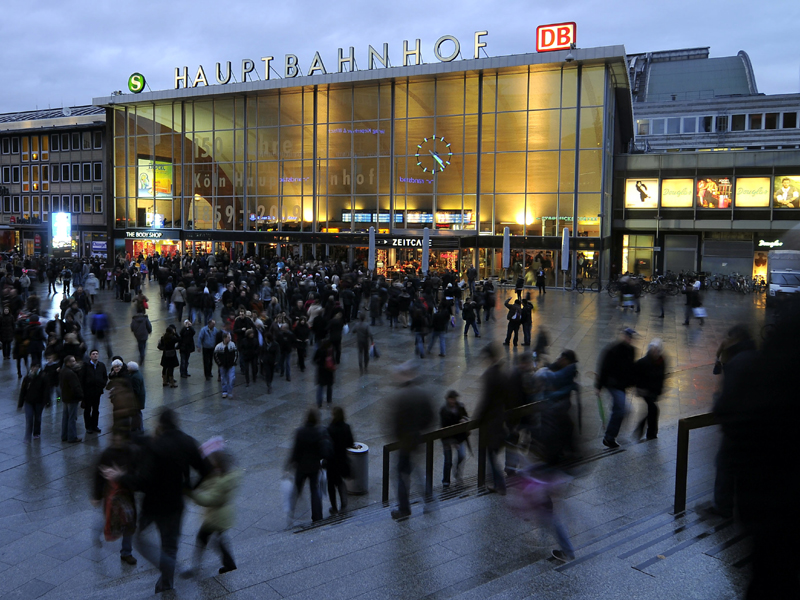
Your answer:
[111,63,612,240]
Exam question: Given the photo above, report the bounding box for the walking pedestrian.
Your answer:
[474,345,509,495]
[596,328,637,449]
[520,294,534,346]
[260,333,279,394]
[182,438,240,577]
[503,298,522,346]
[100,408,208,594]
[428,303,450,357]
[633,338,667,441]
[18,363,49,443]
[536,268,546,295]
[326,406,354,515]
[239,329,259,386]
[462,298,480,338]
[214,332,238,399]
[60,355,84,443]
[129,311,152,366]
[353,313,373,374]
[287,409,330,523]
[440,390,468,487]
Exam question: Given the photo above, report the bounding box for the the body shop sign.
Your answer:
[661,179,694,207]
[735,177,770,207]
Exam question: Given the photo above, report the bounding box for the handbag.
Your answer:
[693,307,707,318]
[104,482,136,541]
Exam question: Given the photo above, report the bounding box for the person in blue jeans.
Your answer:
[59,355,83,443]
[596,328,637,449]
[19,363,49,443]
[214,333,238,399]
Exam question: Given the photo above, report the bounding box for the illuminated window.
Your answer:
[21,137,29,161]
[636,120,649,136]
[31,136,39,160]
[83,195,92,213]
[21,166,29,192]
[94,195,103,213]
[40,135,48,160]
[41,165,49,192]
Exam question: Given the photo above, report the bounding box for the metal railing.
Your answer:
[381,401,543,504]
[673,412,717,513]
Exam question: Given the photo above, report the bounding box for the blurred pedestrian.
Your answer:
[474,345,509,495]
[127,361,146,432]
[633,339,667,441]
[313,339,335,407]
[440,390,469,488]
[287,409,330,523]
[353,313,372,374]
[385,363,434,519]
[327,406,354,515]
[182,438,241,577]
[596,328,637,449]
[101,408,208,594]
[18,363,49,443]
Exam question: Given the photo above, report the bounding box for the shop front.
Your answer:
[120,229,182,259]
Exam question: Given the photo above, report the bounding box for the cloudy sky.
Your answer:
[1,0,798,113]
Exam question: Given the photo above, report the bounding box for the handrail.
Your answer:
[674,412,717,514]
[382,400,543,504]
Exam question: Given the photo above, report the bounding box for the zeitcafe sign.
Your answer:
[173,25,576,89]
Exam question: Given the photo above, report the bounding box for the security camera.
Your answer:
[565,52,575,63]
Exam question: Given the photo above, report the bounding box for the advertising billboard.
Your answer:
[773,176,800,208]
[137,159,173,199]
[696,177,732,208]
[624,179,658,208]
[734,177,771,207]
[51,212,72,257]
[661,179,694,207]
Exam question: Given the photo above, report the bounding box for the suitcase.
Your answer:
[124,292,132,302]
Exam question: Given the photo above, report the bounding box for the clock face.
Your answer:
[415,135,453,173]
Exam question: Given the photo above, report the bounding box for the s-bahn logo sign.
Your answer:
[173,32,489,88]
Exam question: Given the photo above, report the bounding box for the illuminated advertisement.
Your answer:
[734,177,770,207]
[624,179,658,208]
[773,176,800,209]
[137,159,173,199]
[696,177,732,209]
[661,179,694,207]
[51,212,72,256]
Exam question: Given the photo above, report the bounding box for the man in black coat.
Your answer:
[474,345,510,494]
[596,328,636,449]
[102,408,208,594]
[81,349,108,434]
[633,339,667,441]
[503,298,522,347]
[520,294,534,346]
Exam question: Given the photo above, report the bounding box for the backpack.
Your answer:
[104,482,136,541]
[164,282,173,296]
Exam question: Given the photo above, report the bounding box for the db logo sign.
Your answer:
[536,22,577,53]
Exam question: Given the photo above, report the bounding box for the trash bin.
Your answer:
[346,443,369,495]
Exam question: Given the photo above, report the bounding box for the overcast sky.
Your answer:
[1,0,798,114]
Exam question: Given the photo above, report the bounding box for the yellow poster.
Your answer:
[735,177,770,207]
[624,179,658,208]
[661,179,694,207]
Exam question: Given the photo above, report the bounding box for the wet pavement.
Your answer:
[0,280,767,599]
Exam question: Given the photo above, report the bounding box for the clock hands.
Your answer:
[429,150,445,169]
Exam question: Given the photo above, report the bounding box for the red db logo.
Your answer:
[536,22,577,53]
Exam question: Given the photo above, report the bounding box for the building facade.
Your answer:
[95,45,633,283]
[615,48,800,280]
[0,106,110,258]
